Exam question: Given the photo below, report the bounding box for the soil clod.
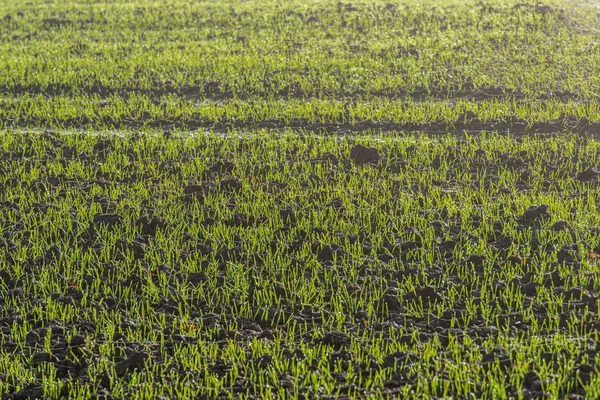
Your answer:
[317,244,345,263]
[350,144,379,166]
[552,220,569,231]
[116,351,150,376]
[13,384,44,400]
[92,213,124,228]
[520,204,550,224]
[220,178,243,191]
[321,331,351,350]
[576,168,600,182]
[481,348,511,371]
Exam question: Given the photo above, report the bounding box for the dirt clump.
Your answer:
[350,144,379,165]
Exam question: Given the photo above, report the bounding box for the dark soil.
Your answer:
[5,115,600,137]
[2,132,600,398]
[0,82,584,103]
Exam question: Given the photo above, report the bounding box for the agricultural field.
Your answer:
[1,0,600,398]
